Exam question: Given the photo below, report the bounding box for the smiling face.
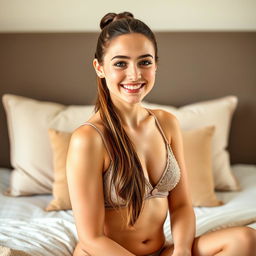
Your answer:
[93,33,157,105]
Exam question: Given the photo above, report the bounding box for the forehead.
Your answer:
[104,33,155,59]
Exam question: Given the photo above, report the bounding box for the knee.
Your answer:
[233,227,256,254]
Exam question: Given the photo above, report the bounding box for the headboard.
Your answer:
[0,32,255,167]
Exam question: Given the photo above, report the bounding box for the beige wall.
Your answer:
[0,0,256,32]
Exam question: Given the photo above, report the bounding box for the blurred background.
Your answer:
[0,1,255,167]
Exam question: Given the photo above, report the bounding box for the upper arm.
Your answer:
[66,125,106,243]
[155,110,192,211]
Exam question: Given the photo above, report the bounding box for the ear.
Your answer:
[93,59,105,78]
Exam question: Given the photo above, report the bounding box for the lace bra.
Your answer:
[83,108,181,209]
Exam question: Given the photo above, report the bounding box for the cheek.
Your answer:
[104,71,124,92]
[105,68,123,82]
[143,69,156,81]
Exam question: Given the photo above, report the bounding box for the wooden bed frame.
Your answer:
[0,32,255,167]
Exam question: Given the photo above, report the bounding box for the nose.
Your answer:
[126,64,141,81]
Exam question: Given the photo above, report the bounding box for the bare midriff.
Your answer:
[104,196,169,255]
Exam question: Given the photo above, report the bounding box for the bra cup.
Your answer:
[157,145,181,193]
[104,144,181,208]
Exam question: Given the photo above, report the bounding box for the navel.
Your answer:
[142,238,150,244]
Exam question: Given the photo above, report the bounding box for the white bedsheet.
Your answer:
[0,164,255,255]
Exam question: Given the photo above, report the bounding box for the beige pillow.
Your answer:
[46,129,72,211]
[182,126,222,206]
[2,94,94,196]
[142,96,239,191]
[46,125,221,211]
[2,95,64,195]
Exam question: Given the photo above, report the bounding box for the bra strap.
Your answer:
[83,122,113,161]
[145,108,170,144]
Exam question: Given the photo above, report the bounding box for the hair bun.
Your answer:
[100,12,134,30]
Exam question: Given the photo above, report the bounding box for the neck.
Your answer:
[111,97,149,131]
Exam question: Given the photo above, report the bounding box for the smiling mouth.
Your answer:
[120,83,145,92]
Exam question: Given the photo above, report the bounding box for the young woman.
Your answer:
[66,12,256,256]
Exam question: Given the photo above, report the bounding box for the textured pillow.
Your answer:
[46,125,221,211]
[142,96,239,191]
[2,94,94,196]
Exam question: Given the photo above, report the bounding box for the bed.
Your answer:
[0,32,255,255]
[0,164,256,256]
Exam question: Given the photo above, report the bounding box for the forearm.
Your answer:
[170,205,195,252]
[80,235,135,256]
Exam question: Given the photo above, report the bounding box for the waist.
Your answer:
[105,225,166,255]
[104,198,168,253]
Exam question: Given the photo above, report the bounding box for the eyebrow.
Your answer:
[111,54,154,61]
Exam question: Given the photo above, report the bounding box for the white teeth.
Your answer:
[122,84,144,90]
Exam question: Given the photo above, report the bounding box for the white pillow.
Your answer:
[2,94,94,196]
[2,94,239,196]
[142,95,239,191]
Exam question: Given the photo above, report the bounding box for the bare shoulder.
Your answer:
[71,111,106,148]
[149,108,177,123]
[68,113,110,170]
[148,108,180,143]
[70,123,103,149]
[68,122,107,164]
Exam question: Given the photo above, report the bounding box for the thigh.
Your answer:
[192,226,256,256]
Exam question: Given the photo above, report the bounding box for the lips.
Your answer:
[120,83,145,89]
[120,83,145,93]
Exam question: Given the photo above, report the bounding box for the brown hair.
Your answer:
[94,11,158,227]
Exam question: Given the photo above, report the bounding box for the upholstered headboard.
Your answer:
[0,32,255,167]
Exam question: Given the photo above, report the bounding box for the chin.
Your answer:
[124,96,146,105]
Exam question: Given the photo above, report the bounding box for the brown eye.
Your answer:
[139,60,152,66]
[114,61,127,67]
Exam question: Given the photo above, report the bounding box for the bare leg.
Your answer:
[72,227,256,256]
[159,226,256,256]
[193,226,256,256]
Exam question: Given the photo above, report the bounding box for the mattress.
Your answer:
[0,164,255,256]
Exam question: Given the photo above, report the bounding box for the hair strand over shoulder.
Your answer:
[94,11,158,227]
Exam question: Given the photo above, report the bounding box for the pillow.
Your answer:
[46,125,221,211]
[142,96,239,191]
[2,93,238,196]
[2,94,94,196]
[182,126,222,206]
[46,129,72,210]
